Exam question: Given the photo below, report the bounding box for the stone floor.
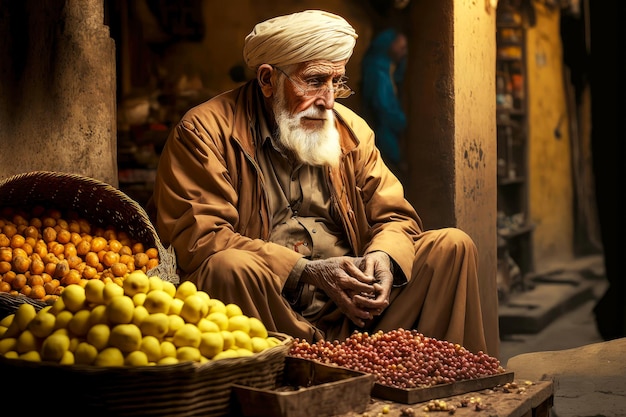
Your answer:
[498,254,626,416]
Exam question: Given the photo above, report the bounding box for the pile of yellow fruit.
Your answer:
[0,270,281,366]
[0,206,161,302]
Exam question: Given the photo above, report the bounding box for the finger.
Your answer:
[345,261,375,283]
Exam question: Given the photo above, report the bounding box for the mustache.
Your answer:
[297,106,330,119]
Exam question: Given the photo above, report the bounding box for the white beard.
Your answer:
[272,80,342,168]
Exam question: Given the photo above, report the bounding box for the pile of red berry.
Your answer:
[288,328,504,389]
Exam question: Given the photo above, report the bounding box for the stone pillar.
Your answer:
[0,0,117,186]
[406,0,500,357]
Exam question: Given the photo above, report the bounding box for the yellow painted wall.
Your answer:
[525,2,575,271]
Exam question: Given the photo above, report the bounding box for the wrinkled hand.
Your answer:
[300,252,393,327]
[354,252,393,319]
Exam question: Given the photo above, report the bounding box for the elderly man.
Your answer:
[151,10,490,354]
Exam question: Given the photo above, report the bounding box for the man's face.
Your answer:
[270,60,346,167]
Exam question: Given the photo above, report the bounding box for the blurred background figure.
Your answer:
[361,28,408,180]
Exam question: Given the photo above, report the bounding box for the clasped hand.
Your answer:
[301,252,393,327]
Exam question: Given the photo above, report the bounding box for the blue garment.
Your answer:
[361,29,407,167]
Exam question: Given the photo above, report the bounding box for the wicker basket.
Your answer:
[0,171,178,315]
[0,332,293,416]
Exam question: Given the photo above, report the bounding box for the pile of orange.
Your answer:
[0,205,160,302]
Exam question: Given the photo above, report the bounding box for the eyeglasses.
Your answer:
[272,65,354,99]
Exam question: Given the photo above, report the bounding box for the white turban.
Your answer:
[243,10,358,70]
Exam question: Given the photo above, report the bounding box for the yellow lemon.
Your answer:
[69,336,80,352]
[176,346,201,362]
[231,329,252,351]
[74,341,98,365]
[123,270,150,296]
[0,337,17,355]
[132,305,150,327]
[54,310,74,330]
[207,298,227,315]
[266,336,282,347]
[106,295,135,324]
[162,281,177,298]
[143,290,172,314]
[109,323,142,353]
[132,292,147,307]
[88,305,108,326]
[102,282,124,304]
[251,336,270,353]
[197,318,220,333]
[0,314,14,327]
[168,298,184,316]
[140,335,162,362]
[14,302,37,331]
[125,350,149,366]
[248,317,269,339]
[212,349,239,360]
[206,312,229,331]
[224,303,243,318]
[28,310,56,338]
[60,350,74,365]
[49,297,65,315]
[3,351,18,359]
[15,330,38,354]
[19,350,41,362]
[196,290,211,305]
[227,315,250,333]
[167,314,185,337]
[86,323,110,351]
[148,276,164,292]
[180,294,208,324]
[61,284,87,313]
[84,279,106,305]
[67,309,91,337]
[40,332,70,361]
[172,323,201,348]
[235,348,254,357]
[221,330,235,350]
[94,346,124,367]
[160,340,177,358]
[199,331,224,358]
[139,313,169,339]
[175,280,197,300]
[157,356,178,365]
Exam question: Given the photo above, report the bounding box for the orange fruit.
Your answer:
[10,234,25,248]
[30,284,46,300]
[12,274,26,290]
[82,266,98,280]
[76,240,91,256]
[23,226,39,240]
[13,255,31,274]
[110,262,128,277]
[20,284,31,296]
[0,248,11,262]
[33,240,48,258]
[131,242,145,255]
[90,237,107,253]
[0,233,9,247]
[29,216,42,229]
[108,240,122,253]
[2,223,17,238]
[44,279,60,295]
[0,261,11,274]
[42,227,57,243]
[61,270,82,286]
[84,252,99,268]
[145,248,158,259]
[102,251,120,268]
[0,281,11,293]
[56,229,71,244]
[30,257,45,275]
[133,253,149,268]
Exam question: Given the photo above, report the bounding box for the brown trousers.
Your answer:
[190,227,488,354]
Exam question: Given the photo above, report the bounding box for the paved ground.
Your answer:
[498,254,607,364]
